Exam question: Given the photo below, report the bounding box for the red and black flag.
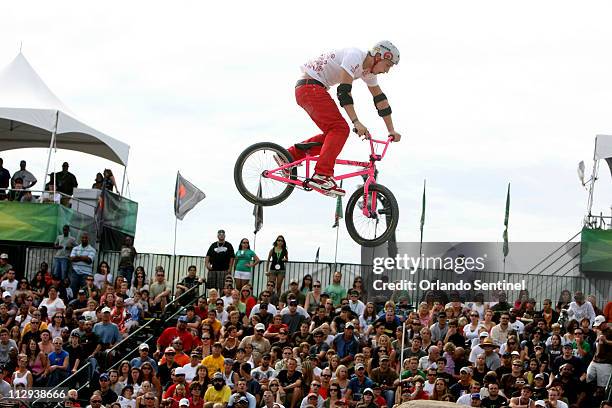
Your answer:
[174,172,206,220]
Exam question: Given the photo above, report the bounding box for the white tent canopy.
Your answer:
[0,53,129,166]
[594,134,612,160]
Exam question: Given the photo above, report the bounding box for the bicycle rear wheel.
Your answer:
[234,142,297,206]
[345,183,399,247]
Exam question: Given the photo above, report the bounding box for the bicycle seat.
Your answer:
[294,142,322,151]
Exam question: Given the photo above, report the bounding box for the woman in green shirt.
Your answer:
[233,238,260,290]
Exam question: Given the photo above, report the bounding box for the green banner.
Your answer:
[100,190,138,236]
[0,202,60,242]
[0,202,96,243]
[580,227,612,273]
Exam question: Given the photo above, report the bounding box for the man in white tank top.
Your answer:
[282,41,402,196]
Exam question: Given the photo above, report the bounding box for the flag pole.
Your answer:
[502,183,510,274]
[419,179,426,258]
[333,224,340,268]
[172,216,178,286]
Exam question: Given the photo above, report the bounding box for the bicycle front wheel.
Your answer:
[234,142,297,206]
[345,183,399,247]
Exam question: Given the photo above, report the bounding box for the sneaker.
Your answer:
[308,174,346,196]
[273,153,291,178]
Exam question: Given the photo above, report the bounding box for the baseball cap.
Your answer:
[355,363,365,370]
[255,323,266,331]
[175,367,186,376]
[460,367,472,375]
[307,393,318,399]
[562,343,573,349]
[164,346,176,353]
[345,322,355,329]
[225,358,234,365]
[178,316,188,323]
[1,292,10,298]
[78,289,86,295]
[290,279,298,285]
[471,393,480,399]
[101,307,111,313]
[363,388,374,395]
[535,401,546,407]
[213,372,224,380]
[139,343,149,351]
[0,254,7,259]
[511,350,520,355]
[380,355,390,361]
[534,373,546,380]
[594,315,606,327]
[479,332,489,338]
[179,398,190,407]
[289,299,298,306]
[218,229,225,234]
[99,373,110,381]
[236,396,249,405]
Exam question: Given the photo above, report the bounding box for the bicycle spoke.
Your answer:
[240,149,289,200]
[350,191,390,241]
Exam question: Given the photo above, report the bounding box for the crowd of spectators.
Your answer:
[0,156,119,205]
[0,229,610,408]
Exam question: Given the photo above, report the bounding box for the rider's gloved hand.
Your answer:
[353,121,370,139]
[389,130,402,142]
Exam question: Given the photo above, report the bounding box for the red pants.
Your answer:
[287,84,350,177]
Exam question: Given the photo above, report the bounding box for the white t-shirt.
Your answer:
[40,297,66,317]
[0,280,17,297]
[301,48,378,88]
[182,362,199,381]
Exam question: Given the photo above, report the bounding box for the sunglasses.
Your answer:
[313,285,321,288]
[321,374,331,377]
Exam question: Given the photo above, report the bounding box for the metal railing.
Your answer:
[23,247,611,308]
[1,187,97,208]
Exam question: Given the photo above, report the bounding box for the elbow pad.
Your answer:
[378,106,392,117]
[374,93,391,116]
[337,83,354,107]
[373,93,387,105]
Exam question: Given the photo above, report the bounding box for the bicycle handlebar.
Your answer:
[352,128,396,143]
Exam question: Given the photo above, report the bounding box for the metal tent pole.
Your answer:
[42,111,59,193]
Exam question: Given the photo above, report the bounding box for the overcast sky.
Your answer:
[2,1,612,265]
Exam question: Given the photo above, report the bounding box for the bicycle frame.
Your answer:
[264,136,394,216]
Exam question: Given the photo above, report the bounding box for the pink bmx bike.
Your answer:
[234,134,399,247]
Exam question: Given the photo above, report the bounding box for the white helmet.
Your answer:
[370,40,400,65]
